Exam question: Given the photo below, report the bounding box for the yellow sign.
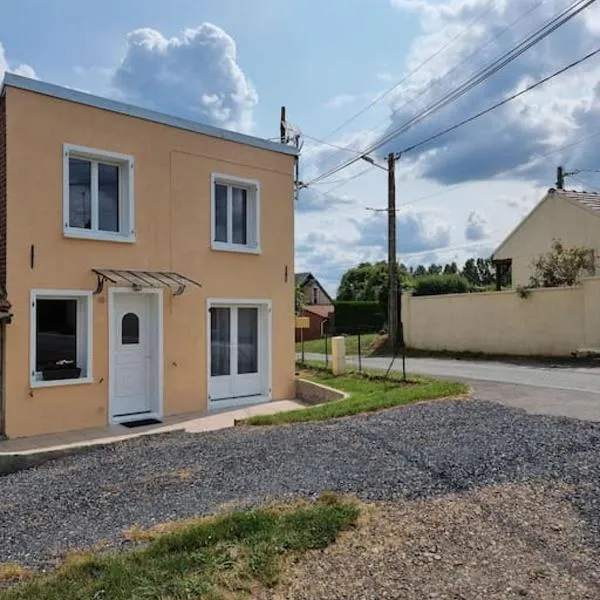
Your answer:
[295,316,310,329]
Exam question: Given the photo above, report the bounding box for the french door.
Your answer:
[209,303,267,404]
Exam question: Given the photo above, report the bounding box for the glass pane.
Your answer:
[238,308,258,374]
[232,187,247,245]
[215,184,228,242]
[121,312,139,345]
[98,163,120,232]
[68,158,91,229]
[210,307,230,376]
[36,299,77,370]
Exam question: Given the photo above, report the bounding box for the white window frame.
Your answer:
[211,173,261,254]
[63,144,135,243]
[30,289,93,388]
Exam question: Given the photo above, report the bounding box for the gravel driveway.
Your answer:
[2,398,600,576]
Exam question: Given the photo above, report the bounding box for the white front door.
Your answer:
[112,293,153,419]
[209,304,268,405]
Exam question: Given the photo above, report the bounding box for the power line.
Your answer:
[322,0,500,141]
[304,127,600,213]
[305,0,545,159]
[571,174,599,191]
[304,0,596,187]
[336,0,547,150]
[302,127,600,211]
[399,45,600,156]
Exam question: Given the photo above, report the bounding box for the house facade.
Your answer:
[493,188,600,287]
[295,272,333,342]
[0,74,297,439]
[296,272,333,307]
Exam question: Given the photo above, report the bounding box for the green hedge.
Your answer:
[333,301,385,334]
[412,274,472,296]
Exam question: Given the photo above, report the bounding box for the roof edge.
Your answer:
[1,73,298,157]
[492,189,553,260]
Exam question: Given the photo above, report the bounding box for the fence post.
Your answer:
[357,328,362,372]
[324,322,329,369]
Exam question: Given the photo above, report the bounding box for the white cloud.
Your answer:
[464,210,489,241]
[383,0,600,185]
[354,209,452,253]
[112,24,258,133]
[0,42,36,80]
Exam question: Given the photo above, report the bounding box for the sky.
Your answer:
[2,0,600,294]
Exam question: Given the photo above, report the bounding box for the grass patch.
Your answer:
[246,367,468,426]
[295,333,382,356]
[0,496,358,600]
[0,564,30,584]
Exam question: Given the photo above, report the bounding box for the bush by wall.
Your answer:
[332,301,385,334]
[412,274,472,297]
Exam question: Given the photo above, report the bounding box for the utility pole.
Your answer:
[280,106,287,144]
[556,165,564,190]
[387,152,398,351]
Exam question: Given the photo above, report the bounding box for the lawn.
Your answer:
[295,333,382,356]
[246,367,468,426]
[0,496,358,600]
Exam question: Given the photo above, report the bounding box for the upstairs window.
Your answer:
[211,174,260,253]
[64,145,135,242]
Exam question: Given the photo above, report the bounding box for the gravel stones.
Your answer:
[263,483,600,600]
[1,399,600,573]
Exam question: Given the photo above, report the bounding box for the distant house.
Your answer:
[493,188,600,287]
[295,272,334,341]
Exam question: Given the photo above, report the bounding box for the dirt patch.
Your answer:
[260,483,600,599]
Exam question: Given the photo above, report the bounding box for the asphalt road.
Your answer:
[302,353,600,422]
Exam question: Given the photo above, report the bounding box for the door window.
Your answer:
[210,307,231,376]
[121,312,140,345]
[238,308,258,374]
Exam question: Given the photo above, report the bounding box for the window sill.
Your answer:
[30,376,94,389]
[211,242,262,255]
[64,229,136,244]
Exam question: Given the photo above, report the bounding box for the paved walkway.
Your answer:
[0,400,303,455]
[303,353,600,421]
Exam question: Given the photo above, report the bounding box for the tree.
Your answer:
[460,257,494,287]
[337,263,376,301]
[443,262,458,275]
[476,258,495,286]
[413,265,427,278]
[462,258,480,286]
[529,240,595,288]
[336,261,408,302]
[427,263,443,275]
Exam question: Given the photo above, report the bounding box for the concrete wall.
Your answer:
[4,85,296,438]
[494,192,600,287]
[296,378,347,406]
[402,277,600,356]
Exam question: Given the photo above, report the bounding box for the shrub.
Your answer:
[333,301,385,334]
[529,239,595,288]
[412,274,472,296]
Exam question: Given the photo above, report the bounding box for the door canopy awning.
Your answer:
[92,269,201,296]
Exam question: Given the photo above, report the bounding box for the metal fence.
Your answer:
[297,320,407,380]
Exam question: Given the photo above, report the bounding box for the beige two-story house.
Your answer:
[0,73,297,439]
